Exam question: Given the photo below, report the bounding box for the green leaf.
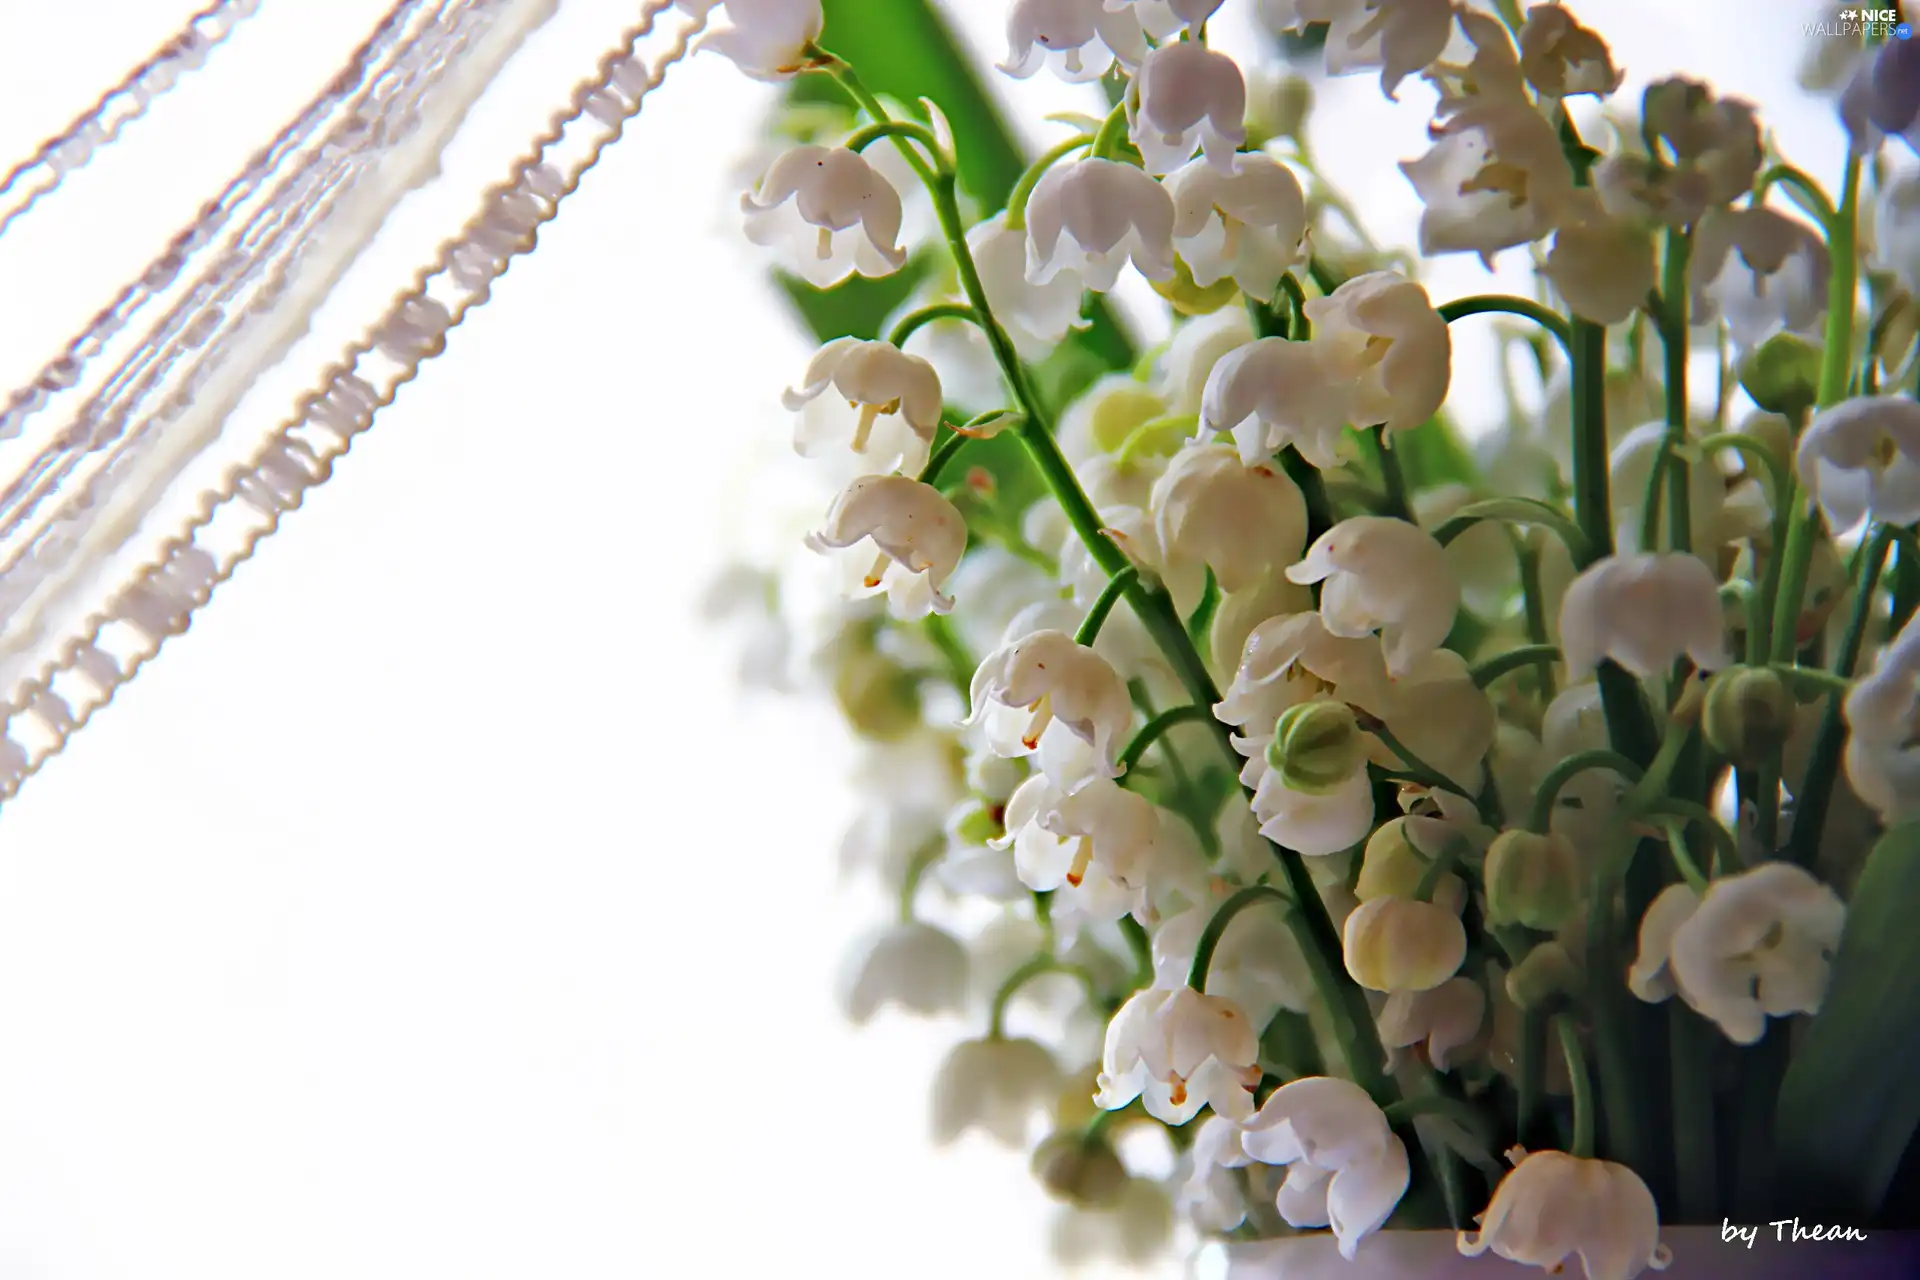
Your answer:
[1394,413,1484,492]
[1774,820,1920,1220]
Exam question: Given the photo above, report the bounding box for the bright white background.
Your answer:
[0,2,1846,1277]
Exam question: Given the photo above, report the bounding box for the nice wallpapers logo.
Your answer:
[1810,8,1914,37]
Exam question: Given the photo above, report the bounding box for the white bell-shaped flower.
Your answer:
[1421,7,1525,112]
[1129,39,1248,175]
[1109,0,1224,39]
[1364,653,1499,793]
[806,474,968,618]
[1202,338,1354,470]
[1153,892,1315,1028]
[967,629,1134,788]
[1872,171,1920,297]
[1458,1147,1671,1280]
[995,773,1194,902]
[1543,194,1658,326]
[693,0,823,81]
[1096,985,1262,1124]
[837,921,969,1023]
[1286,516,1460,678]
[1795,395,1920,532]
[1240,1076,1410,1260]
[1517,3,1623,98]
[970,212,1089,350]
[1557,552,1731,677]
[1151,443,1309,593]
[781,337,943,474]
[1642,77,1763,210]
[741,145,908,288]
[931,1035,1063,1147]
[1179,1114,1254,1231]
[1378,977,1486,1071]
[1264,0,1454,101]
[1026,157,1179,292]
[1400,95,1574,265]
[1845,616,1920,824]
[1629,862,1847,1045]
[1163,304,1255,416]
[1244,741,1378,856]
[1215,610,1391,741]
[1690,206,1830,352]
[1000,0,1148,82]
[1166,152,1307,300]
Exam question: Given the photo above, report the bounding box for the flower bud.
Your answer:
[1483,829,1584,932]
[948,801,1005,847]
[830,645,924,740]
[1503,941,1586,1013]
[1738,333,1821,421]
[1031,1131,1129,1207]
[1342,896,1467,993]
[1265,701,1365,795]
[1703,664,1797,768]
[1356,818,1466,913]
[1150,254,1242,316]
[1246,71,1313,149]
[1086,382,1169,455]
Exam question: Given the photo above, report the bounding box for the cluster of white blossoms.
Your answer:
[692,0,1919,1272]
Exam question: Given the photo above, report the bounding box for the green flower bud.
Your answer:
[1031,1130,1128,1207]
[1265,701,1365,795]
[1356,818,1466,912]
[1245,74,1313,150]
[1483,829,1584,932]
[1702,664,1797,769]
[831,648,923,741]
[1503,941,1585,1013]
[1151,254,1242,316]
[1087,383,1169,455]
[1738,333,1820,422]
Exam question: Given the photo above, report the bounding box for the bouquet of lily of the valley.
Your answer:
[693,0,1920,1273]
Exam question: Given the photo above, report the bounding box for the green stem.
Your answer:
[1695,434,1792,514]
[1371,425,1412,521]
[1004,134,1095,231]
[1278,273,1309,337]
[1090,99,1132,162]
[1651,801,1743,877]
[1367,719,1476,802]
[1660,819,1712,894]
[1431,497,1590,565]
[1768,153,1861,666]
[1754,163,1838,231]
[1668,1002,1721,1222]
[889,302,980,348]
[1555,1014,1595,1159]
[1518,539,1557,703]
[1076,566,1139,646]
[1526,749,1646,833]
[898,839,944,922]
[1383,1093,1496,1146]
[1187,885,1293,991]
[1785,523,1892,868]
[1118,915,1154,988]
[1471,644,1562,689]
[922,614,975,699]
[1567,316,1614,570]
[1119,704,1215,773]
[918,430,973,488]
[814,51,937,188]
[1653,228,1693,555]
[844,119,947,170]
[1438,295,1574,357]
[990,955,1101,1038]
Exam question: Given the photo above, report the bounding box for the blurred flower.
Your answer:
[1378,976,1486,1071]
[1517,3,1623,98]
[931,1036,1063,1147]
[1401,95,1573,265]
[1844,614,1920,824]
[837,921,970,1023]
[1557,552,1731,677]
[1794,394,1920,532]
[1263,0,1454,101]
[689,0,823,81]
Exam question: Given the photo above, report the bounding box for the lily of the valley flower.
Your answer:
[1129,40,1248,175]
[1795,394,1920,532]
[1845,616,1920,824]
[1607,420,1740,555]
[837,921,970,1023]
[1516,3,1623,98]
[1543,193,1657,326]
[1287,516,1460,678]
[1179,1115,1255,1231]
[1096,985,1262,1123]
[931,1035,1063,1147]
[1240,1076,1410,1260]
[1400,95,1575,265]
[1557,552,1732,677]
[689,0,824,81]
[995,775,1205,922]
[1109,0,1223,39]
[1262,0,1455,101]
[807,475,968,618]
[1690,206,1830,352]
[1642,77,1764,210]
[1342,895,1468,992]
[741,146,908,287]
[1151,443,1309,593]
[782,338,942,474]
[1025,158,1179,292]
[1873,171,1920,296]
[1836,34,1920,157]
[1201,273,1451,468]
[1165,152,1307,300]
[1000,0,1148,82]
[967,629,1134,788]
[969,212,1089,350]
[1458,1147,1671,1280]
[1629,861,1847,1045]
[1378,976,1486,1070]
